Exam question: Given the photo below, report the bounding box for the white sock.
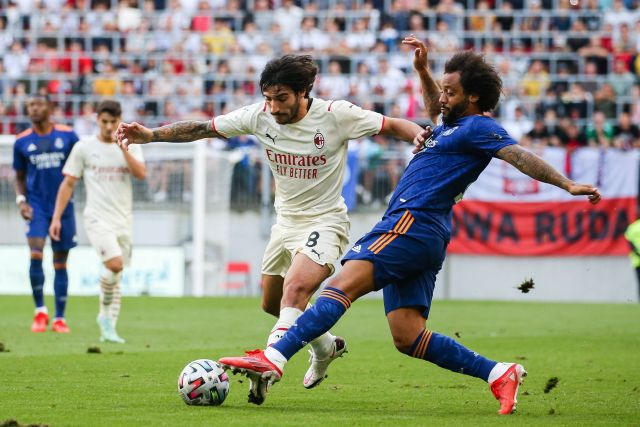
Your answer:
[35,306,48,314]
[264,347,287,372]
[99,269,120,319]
[110,282,122,328]
[487,362,512,384]
[267,307,302,347]
[307,303,335,358]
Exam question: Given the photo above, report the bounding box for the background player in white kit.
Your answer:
[116,55,424,403]
[50,100,146,343]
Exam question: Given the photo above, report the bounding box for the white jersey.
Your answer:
[63,135,144,232]
[214,98,384,219]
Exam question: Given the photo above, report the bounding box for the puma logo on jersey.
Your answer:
[266,132,278,143]
[311,248,323,259]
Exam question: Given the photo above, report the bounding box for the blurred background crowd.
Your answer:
[0,0,639,208]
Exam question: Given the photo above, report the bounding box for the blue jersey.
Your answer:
[385,115,516,235]
[13,124,79,216]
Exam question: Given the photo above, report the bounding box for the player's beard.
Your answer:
[273,99,301,125]
[442,98,469,125]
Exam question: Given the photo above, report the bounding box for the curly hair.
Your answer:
[260,54,318,98]
[444,51,502,112]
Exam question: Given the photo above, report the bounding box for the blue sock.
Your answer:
[53,253,69,318]
[409,329,497,381]
[29,252,45,308]
[273,287,351,360]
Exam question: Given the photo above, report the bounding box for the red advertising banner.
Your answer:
[449,198,635,256]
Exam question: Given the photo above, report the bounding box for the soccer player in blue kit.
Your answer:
[13,95,79,333]
[219,38,602,414]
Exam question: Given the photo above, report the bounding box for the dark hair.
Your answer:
[444,51,502,112]
[96,100,122,117]
[28,94,51,103]
[259,54,318,98]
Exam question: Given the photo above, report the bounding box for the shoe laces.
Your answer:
[244,349,264,357]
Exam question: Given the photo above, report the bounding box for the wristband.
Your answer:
[16,194,26,206]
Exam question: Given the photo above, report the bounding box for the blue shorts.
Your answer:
[27,205,77,252]
[342,209,449,318]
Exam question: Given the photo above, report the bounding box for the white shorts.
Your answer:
[85,222,132,265]
[261,216,350,277]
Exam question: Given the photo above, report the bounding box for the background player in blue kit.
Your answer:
[13,95,79,333]
[219,38,602,415]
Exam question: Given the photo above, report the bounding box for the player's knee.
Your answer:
[105,258,123,273]
[391,334,415,355]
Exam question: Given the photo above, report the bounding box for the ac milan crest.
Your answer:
[313,131,325,149]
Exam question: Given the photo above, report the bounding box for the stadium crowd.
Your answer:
[0,0,639,207]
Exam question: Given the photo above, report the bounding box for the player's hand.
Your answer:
[116,122,153,151]
[402,34,429,72]
[412,126,433,154]
[18,202,32,221]
[49,218,61,241]
[568,183,601,205]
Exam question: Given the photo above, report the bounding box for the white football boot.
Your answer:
[303,336,347,389]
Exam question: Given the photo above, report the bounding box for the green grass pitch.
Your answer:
[0,295,638,426]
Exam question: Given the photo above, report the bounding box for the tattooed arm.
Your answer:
[116,120,219,149]
[402,35,441,124]
[496,144,601,204]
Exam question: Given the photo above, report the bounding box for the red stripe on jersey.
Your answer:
[63,172,80,178]
[263,102,267,112]
[211,117,228,139]
[328,100,335,111]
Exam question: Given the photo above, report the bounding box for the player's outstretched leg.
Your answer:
[405,327,526,415]
[219,349,283,405]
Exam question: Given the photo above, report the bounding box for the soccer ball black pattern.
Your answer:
[178,359,230,406]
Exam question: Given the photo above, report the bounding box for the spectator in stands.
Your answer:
[467,0,494,32]
[593,83,618,119]
[273,0,304,38]
[436,0,464,31]
[524,117,551,147]
[350,61,375,102]
[495,1,515,31]
[344,18,376,52]
[521,60,550,98]
[613,111,640,149]
[431,20,461,52]
[586,111,615,147]
[5,41,29,79]
[93,60,120,96]
[503,106,534,143]
[605,0,636,36]
[237,21,265,54]
[561,83,590,119]
[318,60,350,100]
[73,102,99,136]
[567,19,590,52]
[290,16,329,52]
[608,58,636,97]
[550,0,572,31]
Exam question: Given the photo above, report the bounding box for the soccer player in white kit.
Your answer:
[116,55,424,403]
[50,100,146,343]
